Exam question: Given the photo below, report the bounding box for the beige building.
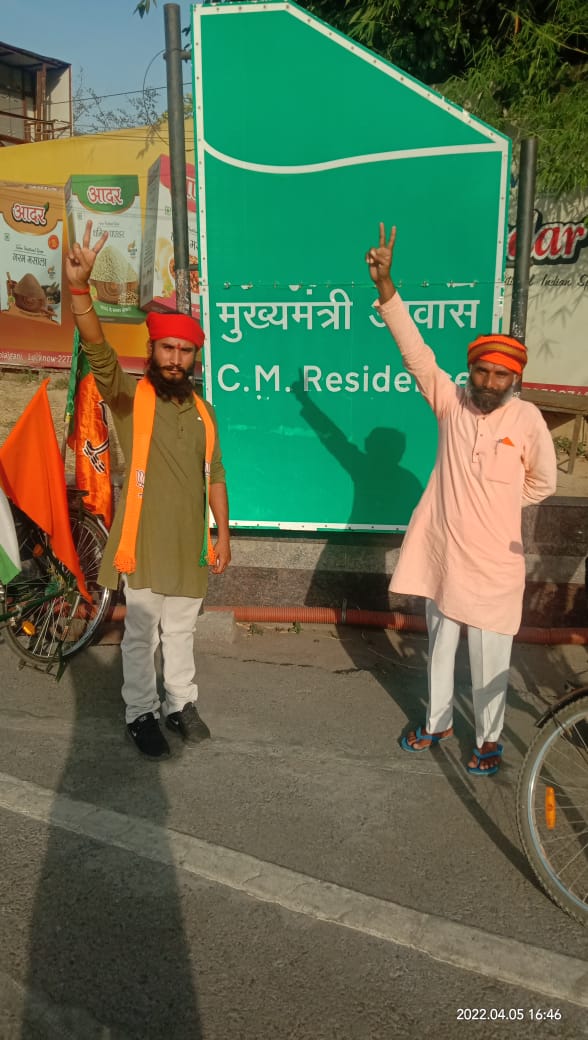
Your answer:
[0,41,72,146]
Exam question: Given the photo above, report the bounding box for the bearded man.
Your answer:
[366,224,557,777]
[66,222,230,760]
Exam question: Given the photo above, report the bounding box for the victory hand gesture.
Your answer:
[65,220,108,288]
[365,222,396,285]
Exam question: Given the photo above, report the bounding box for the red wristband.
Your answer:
[69,285,91,295]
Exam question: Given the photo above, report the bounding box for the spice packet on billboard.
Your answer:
[140,155,200,317]
[0,181,65,325]
[65,175,144,323]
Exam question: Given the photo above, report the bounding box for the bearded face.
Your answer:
[466,379,517,414]
[145,338,196,402]
[467,361,518,414]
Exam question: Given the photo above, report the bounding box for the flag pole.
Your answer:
[62,329,80,460]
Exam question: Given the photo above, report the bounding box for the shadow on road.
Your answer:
[295,389,571,887]
[20,646,203,1039]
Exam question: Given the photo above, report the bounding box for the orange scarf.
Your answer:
[113,378,216,574]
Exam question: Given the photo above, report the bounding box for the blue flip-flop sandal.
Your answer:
[466,743,503,776]
[401,724,453,753]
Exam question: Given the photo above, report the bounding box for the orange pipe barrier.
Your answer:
[106,603,588,645]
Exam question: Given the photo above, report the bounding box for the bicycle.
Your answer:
[516,683,588,925]
[0,489,113,676]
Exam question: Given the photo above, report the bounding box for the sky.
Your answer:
[2,0,195,124]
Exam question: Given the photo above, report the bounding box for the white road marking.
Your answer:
[0,771,586,1008]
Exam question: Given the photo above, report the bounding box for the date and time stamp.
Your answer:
[456,1008,563,1022]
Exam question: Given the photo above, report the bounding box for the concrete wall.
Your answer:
[205,497,588,629]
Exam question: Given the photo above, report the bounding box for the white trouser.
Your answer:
[425,599,513,748]
[121,579,203,724]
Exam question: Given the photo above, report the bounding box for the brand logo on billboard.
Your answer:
[87,186,124,206]
[11,203,48,226]
[508,210,588,266]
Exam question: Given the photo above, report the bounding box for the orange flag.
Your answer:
[0,379,91,601]
[66,331,113,528]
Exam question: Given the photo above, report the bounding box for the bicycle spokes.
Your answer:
[1,504,113,673]
[517,699,588,924]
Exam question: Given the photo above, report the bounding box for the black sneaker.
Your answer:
[165,702,211,744]
[126,712,171,759]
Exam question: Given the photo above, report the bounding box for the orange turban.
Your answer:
[146,311,205,348]
[467,334,527,375]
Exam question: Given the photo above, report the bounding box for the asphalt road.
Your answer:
[0,620,586,1039]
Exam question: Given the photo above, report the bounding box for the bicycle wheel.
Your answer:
[517,695,588,924]
[66,510,113,655]
[1,507,112,666]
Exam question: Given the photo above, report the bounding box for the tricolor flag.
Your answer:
[66,330,113,529]
[0,485,20,584]
[0,380,90,601]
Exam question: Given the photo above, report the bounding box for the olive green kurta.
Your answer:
[82,338,226,597]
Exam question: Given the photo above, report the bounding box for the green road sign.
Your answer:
[192,1,511,530]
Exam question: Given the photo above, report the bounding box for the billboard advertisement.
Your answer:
[0,128,197,372]
[504,189,588,393]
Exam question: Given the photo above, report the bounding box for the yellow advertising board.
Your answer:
[0,121,194,372]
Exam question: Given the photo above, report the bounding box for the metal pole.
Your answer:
[509,138,537,342]
[164,3,191,315]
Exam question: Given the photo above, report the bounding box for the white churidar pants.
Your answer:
[121,579,203,724]
[425,599,513,747]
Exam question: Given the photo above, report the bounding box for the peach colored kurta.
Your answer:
[381,294,557,635]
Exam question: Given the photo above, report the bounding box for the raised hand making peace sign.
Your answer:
[365,222,397,303]
[65,220,109,290]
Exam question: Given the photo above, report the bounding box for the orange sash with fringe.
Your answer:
[113,378,216,574]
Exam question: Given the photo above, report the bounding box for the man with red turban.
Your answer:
[66,221,230,760]
[366,224,557,777]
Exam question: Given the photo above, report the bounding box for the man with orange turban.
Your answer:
[366,223,557,777]
[66,222,231,760]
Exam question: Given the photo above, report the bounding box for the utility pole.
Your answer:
[509,138,537,343]
[164,3,191,315]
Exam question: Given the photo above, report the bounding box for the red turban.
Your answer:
[467,334,527,375]
[146,311,205,348]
